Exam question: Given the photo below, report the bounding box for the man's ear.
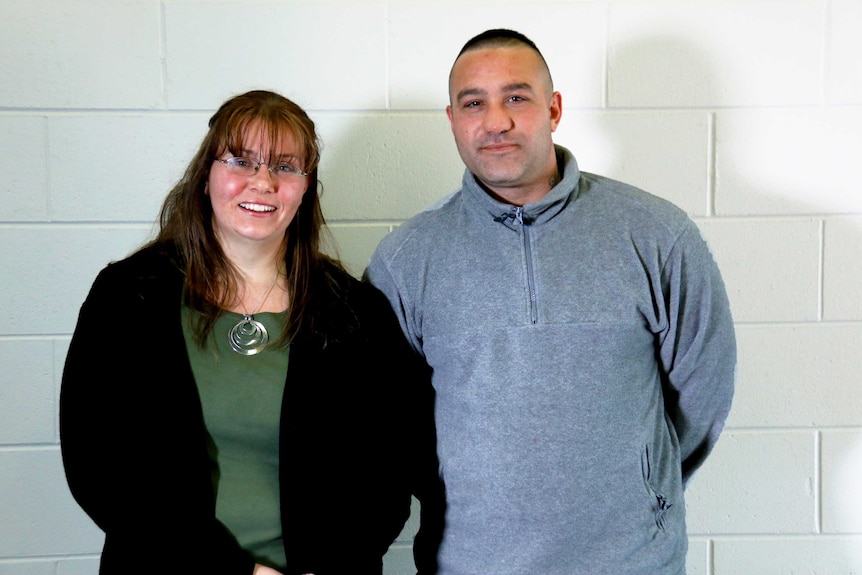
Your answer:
[549,91,562,132]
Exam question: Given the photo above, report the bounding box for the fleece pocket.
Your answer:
[641,444,674,531]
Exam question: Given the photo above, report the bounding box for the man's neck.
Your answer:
[479,169,561,207]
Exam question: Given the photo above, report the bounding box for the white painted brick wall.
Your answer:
[556,111,712,216]
[825,216,862,320]
[1,1,859,574]
[48,115,206,222]
[314,113,463,220]
[0,1,164,109]
[715,109,862,215]
[607,2,825,107]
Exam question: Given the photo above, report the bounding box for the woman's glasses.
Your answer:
[215,156,308,179]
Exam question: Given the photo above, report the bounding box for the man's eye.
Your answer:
[464,100,481,108]
[508,96,525,103]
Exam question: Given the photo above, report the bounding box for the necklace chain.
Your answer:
[242,273,280,318]
[229,272,280,356]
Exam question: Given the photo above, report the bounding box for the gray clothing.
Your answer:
[365,145,736,575]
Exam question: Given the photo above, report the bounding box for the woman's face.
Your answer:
[207,124,308,255]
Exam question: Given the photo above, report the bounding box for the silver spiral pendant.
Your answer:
[228,315,269,356]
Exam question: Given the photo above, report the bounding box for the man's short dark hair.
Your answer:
[457,28,543,58]
[455,29,553,87]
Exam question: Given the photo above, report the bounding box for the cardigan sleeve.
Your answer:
[360,267,444,574]
[279,276,441,575]
[59,256,255,575]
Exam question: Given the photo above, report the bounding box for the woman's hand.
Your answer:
[252,565,314,575]
[252,565,284,575]
[251,563,314,575]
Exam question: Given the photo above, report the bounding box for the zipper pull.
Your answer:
[513,206,524,225]
[493,207,525,230]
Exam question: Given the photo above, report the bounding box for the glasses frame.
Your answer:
[214,156,309,179]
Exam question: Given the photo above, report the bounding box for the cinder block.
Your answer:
[53,339,71,445]
[729,325,862,428]
[714,108,862,216]
[49,114,207,222]
[608,2,821,107]
[822,430,862,533]
[697,219,820,322]
[685,432,816,534]
[399,496,420,543]
[57,558,100,575]
[0,226,152,335]
[0,116,49,222]
[555,111,710,216]
[0,0,162,109]
[327,224,392,279]
[383,497,420,573]
[713,536,862,574]
[0,560,55,575]
[685,538,708,575]
[389,3,606,110]
[823,217,862,320]
[314,112,463,220]
[0,450,104,556]
[0,340,55,445]
[829,0,862,104]
[383,543,416,575]
[164,2,388,110]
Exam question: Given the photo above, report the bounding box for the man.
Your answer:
[366,29,736,575]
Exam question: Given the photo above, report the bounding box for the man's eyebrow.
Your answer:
[455,82,535,102]
[501,82,534,93]
[455,87,487,102]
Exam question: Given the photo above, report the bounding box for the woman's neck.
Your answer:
[219,238,288,314]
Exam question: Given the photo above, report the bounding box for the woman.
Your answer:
[59,90,440,575]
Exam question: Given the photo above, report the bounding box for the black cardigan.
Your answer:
[60,243,442,575]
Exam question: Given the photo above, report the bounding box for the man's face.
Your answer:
[446,45,562,204]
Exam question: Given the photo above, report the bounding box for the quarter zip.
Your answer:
[495,207,538,324]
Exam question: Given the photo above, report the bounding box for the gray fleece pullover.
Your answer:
[365,146,736,575]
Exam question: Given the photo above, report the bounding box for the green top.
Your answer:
[182,305,289,570]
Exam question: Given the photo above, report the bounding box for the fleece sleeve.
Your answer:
[363,249,425,357]
[658,221,737,485]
